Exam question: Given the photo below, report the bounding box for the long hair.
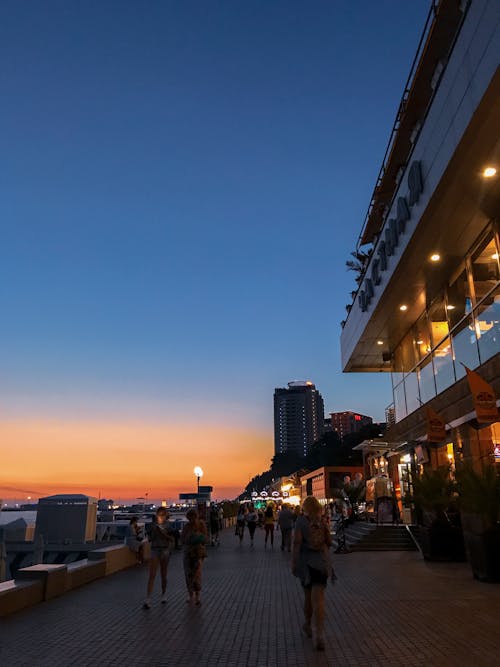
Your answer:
[302,496,322,520]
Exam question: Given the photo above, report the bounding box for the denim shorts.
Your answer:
[151,548,171,562]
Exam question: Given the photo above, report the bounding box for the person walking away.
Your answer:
[235,505,246,545]
[181,508,207,605]
[264,503,275,548]
[278,503,294,552]
[209,504,220,546]
[143,508,175,609]
[292,496,332,651]
[126,517,145,564]
[246,504,258,547]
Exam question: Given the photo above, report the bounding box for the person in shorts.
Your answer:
[291,496,332,651]
[143,507,175,609]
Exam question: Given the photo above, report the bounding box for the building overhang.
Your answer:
[341,67,500,372]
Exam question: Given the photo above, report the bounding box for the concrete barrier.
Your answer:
[0,579,44,617]
[15,564,68,601]
[88,543,150,575]
[67,558,106,590]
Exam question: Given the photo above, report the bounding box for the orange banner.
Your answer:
[464,366,499,424]
[426,407,446,443]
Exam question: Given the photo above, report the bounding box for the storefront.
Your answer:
[340,0,499,479]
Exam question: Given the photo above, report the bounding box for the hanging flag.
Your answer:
[426,407,446,442]
[464,366,499,424]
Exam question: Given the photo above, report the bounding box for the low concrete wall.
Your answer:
[88,542,151,575]
[0,543,150,617]
[0,579,44,617]
[67,559,106,590]
[16,564,68,601]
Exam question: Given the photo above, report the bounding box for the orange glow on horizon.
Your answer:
[0,420,272,501]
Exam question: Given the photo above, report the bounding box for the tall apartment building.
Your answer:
[329,411,373,438]
[274,381,324,457]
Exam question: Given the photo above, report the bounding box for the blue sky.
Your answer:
[1,1,430,429]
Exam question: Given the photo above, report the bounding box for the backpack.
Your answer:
[307,519,327,551]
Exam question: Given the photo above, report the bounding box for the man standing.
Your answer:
[278,503,295,552]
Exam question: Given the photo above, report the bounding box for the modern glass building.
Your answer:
[340,0,499,477]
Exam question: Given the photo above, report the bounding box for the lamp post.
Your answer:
[193,466,204,495]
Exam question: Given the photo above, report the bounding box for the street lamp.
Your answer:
[194,466,204,494]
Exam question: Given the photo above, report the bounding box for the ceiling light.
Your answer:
[399,305,408,312]
[377,340,384,345]
[416,339,424,345]
[483,166,497,178]
[446,304,455,310]
[492,253,499,260]
[430,253,441,262]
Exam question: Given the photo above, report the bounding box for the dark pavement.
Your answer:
[1,528,499,666]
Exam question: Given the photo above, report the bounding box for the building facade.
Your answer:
[340,0,499,487]
[329,411,373,438]
[274,381,325,457]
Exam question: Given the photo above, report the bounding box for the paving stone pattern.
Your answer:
[1,528,500,666]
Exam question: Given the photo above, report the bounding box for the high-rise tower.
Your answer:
[274,381,324,457]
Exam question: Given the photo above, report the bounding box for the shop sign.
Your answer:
[271,491,280,497]
[426,407,446,443]
[359,160,423,312]
[464,366,499,424]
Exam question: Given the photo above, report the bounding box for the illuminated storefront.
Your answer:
[340,0,499,479]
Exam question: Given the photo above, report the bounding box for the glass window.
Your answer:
[433,336,455,394]
[414,312,432,362]
[475,286,500,365]
[452,314,480,380]
[394,381,407,423]
[404,371,420,415]
[428,298,449,348]
[394,330,417,374]
[471,233,499,305]
[418,356,436,403]
[447,267,473,328]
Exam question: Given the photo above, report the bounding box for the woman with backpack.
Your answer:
[291,496,332,651]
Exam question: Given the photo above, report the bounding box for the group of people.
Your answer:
[127,497,333,652]
[235,502,298,550]
[127,507,208,609]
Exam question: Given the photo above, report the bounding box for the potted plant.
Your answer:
[456,464,500,582]
[408,466,465,561]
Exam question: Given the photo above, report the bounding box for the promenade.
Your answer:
[1,528,500,667]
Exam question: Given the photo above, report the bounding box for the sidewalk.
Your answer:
[0,527,499,666]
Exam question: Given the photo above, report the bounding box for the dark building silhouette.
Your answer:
[274,381,324,457]
[329,411,373,439]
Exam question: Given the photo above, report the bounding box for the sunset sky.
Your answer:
[0,1,429,501]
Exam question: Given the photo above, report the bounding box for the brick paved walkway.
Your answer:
[1,528,500,666]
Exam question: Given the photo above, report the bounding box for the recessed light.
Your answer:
[492,253,499,260]
[416,339,424,345]
[483,166,497,178]
[446,304,455,310]
[430,253,441,262]
[399,305,408,311]
[377,340,384,345]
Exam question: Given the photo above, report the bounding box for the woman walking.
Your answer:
[291,496,332,651]
[235,505,247,545]
[264,503,275,548]
[246,503,258,547]
[143,508,175,609]
[181,508,207,605]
